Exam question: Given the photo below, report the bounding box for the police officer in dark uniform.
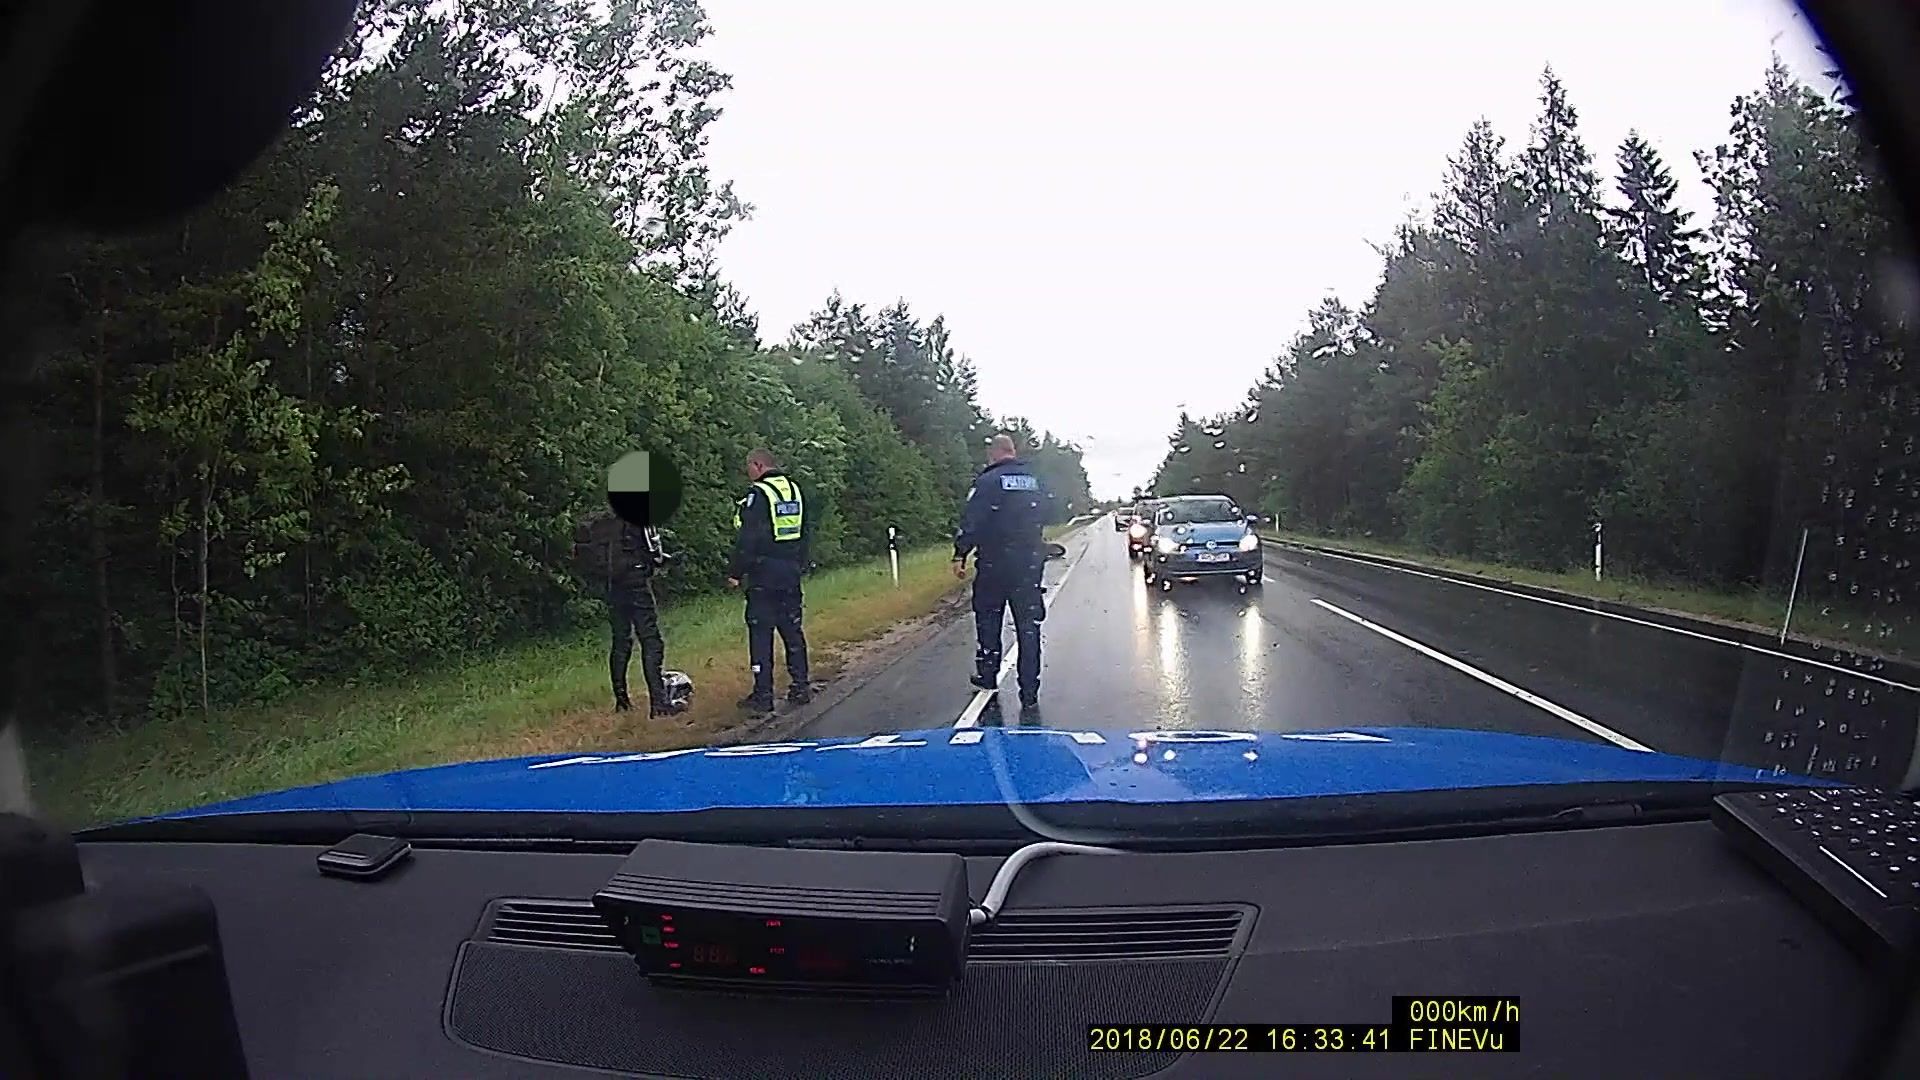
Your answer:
[604,520,686,717]
[728,448,813,714]
[952,434,1053,709]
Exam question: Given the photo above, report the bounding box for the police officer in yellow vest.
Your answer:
[727,448,813,714]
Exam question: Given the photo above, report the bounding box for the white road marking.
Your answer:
[1271,541,1920,694]
[954,538,1087,728]
[1309,597,1654,753]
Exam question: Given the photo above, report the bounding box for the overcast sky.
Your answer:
[696,1,1830,500]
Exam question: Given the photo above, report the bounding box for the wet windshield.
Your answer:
[1158,500,1243,526]
[9,0,1916,835]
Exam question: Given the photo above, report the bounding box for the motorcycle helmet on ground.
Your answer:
[659,671,694,712]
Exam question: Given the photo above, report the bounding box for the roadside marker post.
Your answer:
[1593,521,1603,582]
[1780,525,1810,645]
[888,525,900,588]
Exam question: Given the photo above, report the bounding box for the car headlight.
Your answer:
[1237,532,1260,552]
[1154,535,1180,554]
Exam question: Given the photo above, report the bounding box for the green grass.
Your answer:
[27,544,972,828]
[1263,529,1916,663]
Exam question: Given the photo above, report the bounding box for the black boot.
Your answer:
[650,698,687,718]
[737,692,774,715]
[613,686,633,712]
[787,684,812,705]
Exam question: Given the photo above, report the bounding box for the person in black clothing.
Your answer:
[596,518,685,717]
[952,434,1053,709]
[727,448,813,714]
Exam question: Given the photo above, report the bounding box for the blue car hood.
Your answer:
[155,726,1809,819]
[1158,520,1248,545]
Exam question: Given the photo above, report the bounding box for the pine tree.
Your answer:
[1521,67,1601,219]
[1608,132,1702,306]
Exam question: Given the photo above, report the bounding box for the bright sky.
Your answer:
[697,0,1830,500]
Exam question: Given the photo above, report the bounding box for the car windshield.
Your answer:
[1158,500,1243,526]
[9,0,1916,839]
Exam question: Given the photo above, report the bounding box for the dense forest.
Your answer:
[15,0,1089,729]
[1151,64,1917,645]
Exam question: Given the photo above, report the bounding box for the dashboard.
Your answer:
[76,818,1881,1079]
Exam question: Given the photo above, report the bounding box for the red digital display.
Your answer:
[794,945,849,975]
[632,908,936,987]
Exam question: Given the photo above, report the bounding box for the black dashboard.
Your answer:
[77,819,1880,1079]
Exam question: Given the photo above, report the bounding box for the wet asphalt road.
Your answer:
[801,517,1920,786]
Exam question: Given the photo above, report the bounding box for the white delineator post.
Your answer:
[1593,521,1603,582]
[1780,525,1810,645]
[888,525,900,588]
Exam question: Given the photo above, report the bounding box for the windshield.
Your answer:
[1158,500,1244,526]
[8,0,1916,839]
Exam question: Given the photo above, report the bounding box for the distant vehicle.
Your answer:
[1113,509,1130,532]
[1141,495,1262,594]
[1125,503,1154,558]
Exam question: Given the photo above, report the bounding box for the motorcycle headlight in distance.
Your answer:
[1155,535,1180,554]
[1238,532,1260,552]
[1129,523,1147,539]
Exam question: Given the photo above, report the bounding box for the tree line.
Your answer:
[1151,63,1916,644]
[16,0,1089,730]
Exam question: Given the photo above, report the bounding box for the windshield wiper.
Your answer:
[1546,799,1660,824]
[784,836,1028,854]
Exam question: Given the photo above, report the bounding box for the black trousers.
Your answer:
[609,582,664,703]
[745,567,808,698]
[972,560,1044,699]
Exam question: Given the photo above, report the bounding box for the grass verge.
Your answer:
[1264,529,1915,663]
[28,544,970,827]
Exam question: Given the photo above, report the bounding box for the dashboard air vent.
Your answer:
[966,907,1248,962]
[481,898,622,952]
[477,899,1249,962]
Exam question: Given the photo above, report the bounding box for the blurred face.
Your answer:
[746,458,768,481]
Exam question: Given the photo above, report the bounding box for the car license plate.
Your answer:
[1195,552,1230,562]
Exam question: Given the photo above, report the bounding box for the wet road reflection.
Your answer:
[811,516,1918,784]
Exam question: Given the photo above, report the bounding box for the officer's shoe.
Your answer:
[736,693,775,715]
[649,700,688,718]
[969,672,998,692]
[1018,690,1039,710]
[786,685,813,706]
[613,691,633,712]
